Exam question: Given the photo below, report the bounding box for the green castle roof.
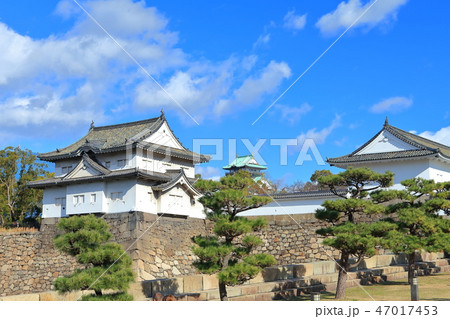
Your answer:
[223,155,267,170]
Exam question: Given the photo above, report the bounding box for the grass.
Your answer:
[290,272,450,301]
[0,227,38,233]
[81,292,134,301]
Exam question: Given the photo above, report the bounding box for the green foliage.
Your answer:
[192,171,276,299]
[315,166,393,199]
[0,146,51,226]
[81,292,133,301]
[53,215,134,299]
[310,170,332,183]
[321,222,395,258]
[313,167,394,299]
[195,170,272,219]
[375,178,450,257]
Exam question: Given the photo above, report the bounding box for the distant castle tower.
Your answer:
[222,154,267,182]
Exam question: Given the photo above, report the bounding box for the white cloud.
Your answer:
[0,0,293,138]
[316,0,408,35]
[283,11,307,31]
[419,127,450,146]
[370,96,412,113]
[274,103,312,125]
[195,166,222,181]
[296,114,342,146]
[0,0,187,139]
[253,33,271,49]
[213,61,291,116]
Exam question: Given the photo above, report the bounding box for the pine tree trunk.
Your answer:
[335,251,350,300]
[407,252,416,285]
[219,281,228,301]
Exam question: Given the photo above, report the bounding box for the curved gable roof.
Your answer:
[328,119,450,166]
[38,112,210,163]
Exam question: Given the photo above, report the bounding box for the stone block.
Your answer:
[60,291,83,301]
[39,292,56,301]
[312,261,336,275]
[151,278,183,295]
[241,285,258,295]
[310,274,338,285]
[202,274,219,290]
[186,292,207,301]
[248,272,264,284]
[207,289,220,300]
[230,295,255,301]
[293,264,313,277]
[393,254,409,265]
[129,281,152,300]
[1,293,39,301]
[261,265,293,282]
[183,275,203,293]
[376,255,394,268]
[360,256,377,269]
[227,286,242,297]
[257,282,278,293]
[254,292,273,301]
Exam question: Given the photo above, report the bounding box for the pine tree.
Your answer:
[53,215,135,300]
[192,171,276,300]
[314,167,395,299]
[371,178,450,284]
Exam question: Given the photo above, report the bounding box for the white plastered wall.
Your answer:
[350,159,431,189]
[66,182,105,215]
[240,196,337,216]
[104,179,137,214]
[135,182,157,214]
[42,187,68,218]
[158,185,205,218]
[428,159,450,183]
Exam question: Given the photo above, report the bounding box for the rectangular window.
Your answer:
[105,161,111,168]
[90,194,97,203]
[117,159,127,167]
[73,195,85,205]
[110,192,123,201]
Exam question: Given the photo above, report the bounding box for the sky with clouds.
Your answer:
[0,0,449,184]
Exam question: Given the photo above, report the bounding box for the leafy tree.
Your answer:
[0,146,51,226]
[53,215,135,300]
[371,178,450,284]
[314,167,395,299]
[193,170,276,300]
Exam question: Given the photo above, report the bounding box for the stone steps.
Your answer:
[130,258,450,301]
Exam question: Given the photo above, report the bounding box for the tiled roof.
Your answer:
[40,117,161,159]
[28,168,172,189]
[38,114,209,163]
[152,169,201,196]
[328,120,450,165]
[223,155,267,170]
[269,190,347,200]
[137,141,210,163]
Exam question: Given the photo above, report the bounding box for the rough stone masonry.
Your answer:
[1,211,369,297]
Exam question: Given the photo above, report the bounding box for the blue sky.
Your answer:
[0,0,449,185]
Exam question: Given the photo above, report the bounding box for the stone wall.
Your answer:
[0,211,383,297]
[106,212,215,281]
[0,230,80,297]
[250,214,341,264]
